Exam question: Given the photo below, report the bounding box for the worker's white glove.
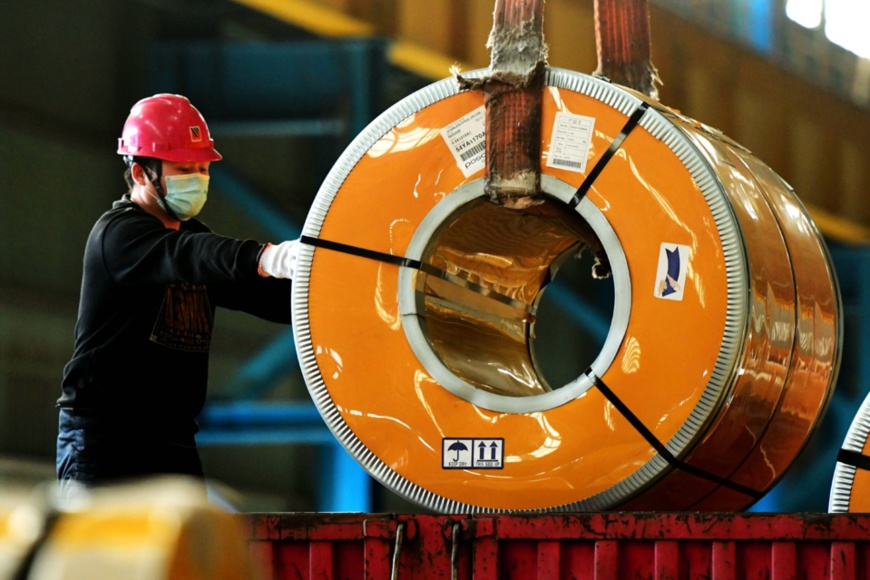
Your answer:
[258,239,299,279]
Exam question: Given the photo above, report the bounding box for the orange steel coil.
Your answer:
[4,477,257,579]
[830,392,870,512]
[293,68,841,512]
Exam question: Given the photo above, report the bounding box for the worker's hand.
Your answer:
[258,239,299,279]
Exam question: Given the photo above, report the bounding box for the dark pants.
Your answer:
[56,408,204,487]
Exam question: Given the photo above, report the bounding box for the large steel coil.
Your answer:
[293,68,842,512]
[3,478,256,579]
[830,392,870,512]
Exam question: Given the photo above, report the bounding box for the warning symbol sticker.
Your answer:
[442,438,504,470]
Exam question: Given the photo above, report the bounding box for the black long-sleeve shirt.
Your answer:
[58,194,292,433]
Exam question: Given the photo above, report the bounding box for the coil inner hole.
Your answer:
[415,196,615,397]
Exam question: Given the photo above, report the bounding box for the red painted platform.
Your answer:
[242,512,870,579]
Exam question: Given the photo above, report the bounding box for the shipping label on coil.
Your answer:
[441,106,486,178]
[546,112,596,173]
[655,243,691,301]
[442,438,504,469]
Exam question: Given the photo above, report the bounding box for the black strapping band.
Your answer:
[300,235,532,312]
[837,448,870,471]
[569,102,650,208]
[301,235,422,270]
[588,371,763,499]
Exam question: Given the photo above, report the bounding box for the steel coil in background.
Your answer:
[293,67,842,512]
[830,392,870,512]
[2,477,257,580]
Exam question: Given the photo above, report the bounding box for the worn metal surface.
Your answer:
[593,0,660,99]
[244,512,870,579]
[474,0,547,209]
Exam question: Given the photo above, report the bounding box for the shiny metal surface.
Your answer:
[419,196,579,397]
[293,68,840,512]
[397,177,631,414]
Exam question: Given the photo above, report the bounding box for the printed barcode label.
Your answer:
[441,106,486,177]
[551,158,584,169]
[546,112,596,173]
[460,141,486,162]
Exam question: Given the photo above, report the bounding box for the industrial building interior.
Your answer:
[1,0,869,516]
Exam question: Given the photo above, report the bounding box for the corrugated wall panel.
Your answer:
[244,513,870,579]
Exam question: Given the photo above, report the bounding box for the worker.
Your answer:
[56,93,299,492]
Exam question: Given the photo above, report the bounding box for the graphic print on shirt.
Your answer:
[150,284,213,351]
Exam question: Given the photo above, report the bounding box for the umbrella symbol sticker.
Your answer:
[443,438,505,469]
[448,441,469,462]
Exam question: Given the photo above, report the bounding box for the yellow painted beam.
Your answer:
[806,203,870,244]
[389,40,477,81]
[231,0,870,245]
[233,0,375,38]
[233,0,475,80]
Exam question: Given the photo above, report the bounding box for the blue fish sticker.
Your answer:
[656,243,690,301]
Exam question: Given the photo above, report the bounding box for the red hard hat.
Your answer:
[117,93,222,162]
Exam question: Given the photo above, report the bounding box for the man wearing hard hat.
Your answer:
[56,94,298,490]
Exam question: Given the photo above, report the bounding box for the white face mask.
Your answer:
[160,173,209,220]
